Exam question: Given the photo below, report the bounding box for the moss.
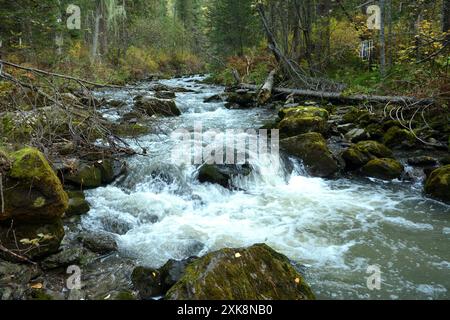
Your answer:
[342,141,393,170]
[30,289,54,300]
[64,164,102,189]
[113,123,150,138]
[281,132,338,177]
[2,148,68,222]
[278,106,329,120]
[166,244,315,300]
[355,140,393,158]
[365,123,384,140]
[425,165,450,204]
[383,126,416,148]
[114,291,136,300]
[361,158,404,180]
[342,107,370,124]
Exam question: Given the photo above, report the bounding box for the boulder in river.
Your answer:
[81,231,118,254]
[135,96,181,117]
[342,140,394,169]
[361,158,404,180]
[280,132,339,178]
[165,244,315,300]
[63,163,102,189]
[131,267,163,299]
[277,106,329,137]
[155,91,176,99]
[424,165,450,204]
[225,90,256,108]
[66,191,90,217]
[197,164,252,189]
[345,128,370,143]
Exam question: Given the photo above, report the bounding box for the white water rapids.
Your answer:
[83,76,450,300]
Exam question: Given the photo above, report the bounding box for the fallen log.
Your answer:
[257,69,277,105]
[240,83,435,106]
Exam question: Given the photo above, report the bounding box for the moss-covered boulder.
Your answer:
[225,91,255,108]
[361,158,404,180]
[342,108,372,125]
[63,163,102,189]
[165,244,315,300]
[1,148,68,223]
[0,219,65,261]
[383,126,416,149]
[424,165,450,204]
[342,140,394,169]
[135,96,181,117]
[131,267,163,299]
[277,106,329,137]
[280,132,339,177]
[197,164,252,189]
[66,191,90,216]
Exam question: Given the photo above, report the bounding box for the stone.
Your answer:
[197,164,252,189]
[342,140,393,169]
[131,267,163,299]
[277,106,329,137]
[424,165,450,204]
[165,244,315,300]
[66,191,90,216]
[81,231,118,254]
[345,128,369,143]
[135,96,181,117]
[280,132,339,177]
[40,247,88,270]
[63,163,102,189]
[361,158,404,180]
[383,126,416,149]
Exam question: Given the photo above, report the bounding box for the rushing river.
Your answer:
[84,76,450,300]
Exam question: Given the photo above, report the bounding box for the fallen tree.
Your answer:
[257,69,277,105]
[240,83,435,106]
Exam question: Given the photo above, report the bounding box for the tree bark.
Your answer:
[257,69,277,105]
[240,83,434,106]
[379,0,386,77]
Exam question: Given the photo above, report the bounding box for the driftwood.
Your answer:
[241,83,435,105]
[257,69,277,105]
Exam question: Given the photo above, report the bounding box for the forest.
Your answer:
[0,0,449,302]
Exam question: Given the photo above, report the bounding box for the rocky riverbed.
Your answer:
[1,75,449,300]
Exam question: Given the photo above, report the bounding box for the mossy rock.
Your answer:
[383,126,416,149]
[365,123,385,141]
[342,141,393,170]
[63,163,102,189]
[1,148,68,223]
[424,165,450,204]
[0,219,65,261]
[342,107,370,124]
[131,267,163,299]
[197,164,252,189]
[165,244,315,300]
[113,123,150,137]
[226,91,256,108]
[135,96,181,117]
[277,106,329,137]
[96,159,126,184]
[66,191,90,216]
[280,132,339,177]
[361,158,404,180]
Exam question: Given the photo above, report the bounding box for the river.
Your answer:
[83,76,450,300]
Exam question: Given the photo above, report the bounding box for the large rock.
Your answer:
[63,163,102,189]
[0,148,68,223]
[81,231,118,254]
[361,158,404,180]
[135,96,181,117]
[342,140,393,169]
[277,106,329,137]
[197,164,252,189]
[280,133,339,177]
[424,165,450,204]
[165,244,315,300]
[383,126,416,149]
[225,91,255,108]
[66,191,90,216]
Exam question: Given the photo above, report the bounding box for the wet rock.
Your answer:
[108,99,127,108]
[40,247,89,270]
[407,156,438,167]
[342,108,374,125]
[165,244,315,300]
[81,231,118,254]
[0,219,65,261]
[131,267,163,299]
[345,128,369,143]
[280,133,339,178]
[337,123,356,134]
[0,148,68,223]
[225,91,256,108]
[424,165,450,204]
[66,191,90,217]
[155,91,176,99]
[63,163,102,189]
[277,106,329,137]
[197,164,252,189]
[0,261,42,300]
[96,159,127,184]
[383,126,416,149]
[342,140,393,169]
[135,96,181,117]
[204,94,226,103]
[361,158,404,180]
[159,258,197,292]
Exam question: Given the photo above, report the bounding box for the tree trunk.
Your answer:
[92,7,101,62]
[239,83,434,106]
[257,69,277,105]
[379,0,386,77]
[443,0,450,44]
